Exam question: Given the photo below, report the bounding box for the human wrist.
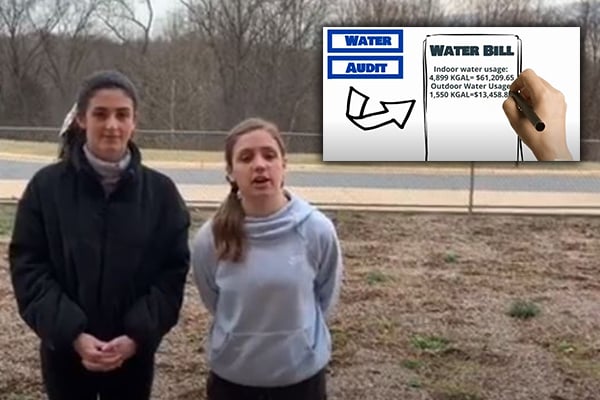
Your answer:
[536,144,571,161]
[552,147,572,161]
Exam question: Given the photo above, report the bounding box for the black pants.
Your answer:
[40,345,154,400]
[207,368,327,400]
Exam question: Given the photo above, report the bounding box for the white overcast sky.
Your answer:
[148,0,182,20]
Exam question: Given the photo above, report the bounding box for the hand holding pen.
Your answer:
[503,69,572,161]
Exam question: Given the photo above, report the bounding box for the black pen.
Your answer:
[509,91,545,132]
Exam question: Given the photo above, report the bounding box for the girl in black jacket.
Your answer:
[9,70,191,400]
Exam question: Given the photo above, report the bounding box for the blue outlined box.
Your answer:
[327,56,403,79]
[327,29,404,53]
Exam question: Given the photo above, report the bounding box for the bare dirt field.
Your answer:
[1,208,600,400]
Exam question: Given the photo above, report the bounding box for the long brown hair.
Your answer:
[212,117,286,262]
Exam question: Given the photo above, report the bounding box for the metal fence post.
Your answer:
[469,161,475,213]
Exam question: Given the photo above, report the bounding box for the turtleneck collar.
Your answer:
[83,144,131,195]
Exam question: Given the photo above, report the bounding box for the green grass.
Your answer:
[411,334,450,353]
[365,270,389,285]
[557,340,577,354]
[407,378,422,388]
[0,204,16,238]
[507,299,541,319]
[444,251,459,263]
[401,359,423,370]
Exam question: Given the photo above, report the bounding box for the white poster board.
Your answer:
[322,27,580,161]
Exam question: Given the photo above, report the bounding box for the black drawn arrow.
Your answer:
[346,86,416,131]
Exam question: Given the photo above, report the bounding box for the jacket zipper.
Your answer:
[96,197,109,326]
[94,168,134,334]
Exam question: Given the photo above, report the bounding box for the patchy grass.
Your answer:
[411,335,450,353]
[551,339,600,380]
[401,359,423,371]
[407,378,423,388]
[365,270,390,285]
[507,299,541,319]
[443,251,459,264]
[0,204,16,238]
[431,386,484,400]
[2,211,600,399]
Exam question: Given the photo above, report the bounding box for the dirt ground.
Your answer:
[1,209,600,400]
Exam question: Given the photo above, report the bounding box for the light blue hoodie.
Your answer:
[191,192,343,387]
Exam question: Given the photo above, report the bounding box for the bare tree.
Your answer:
[240,0,328,131]
[178,0,329,131]
[135,32,216,130]
[461,0,542,25]
[0,0,595,148]
[0,0,62,123]
[574,0,600,147]
[98,0,153,55]
[37,0,99,118]
[332,0,445,26]
[180,0,267,128]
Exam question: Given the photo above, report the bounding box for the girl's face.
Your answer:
[77,88,136,162]
[228,128,286,200]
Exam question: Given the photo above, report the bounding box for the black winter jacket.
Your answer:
[9,143,190,355]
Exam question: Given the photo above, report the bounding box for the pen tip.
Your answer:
[536,122,545,132]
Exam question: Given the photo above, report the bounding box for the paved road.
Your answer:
[1,159,599,192]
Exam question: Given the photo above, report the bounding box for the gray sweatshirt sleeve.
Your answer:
[191,222,219,315]
[313,214,344,318]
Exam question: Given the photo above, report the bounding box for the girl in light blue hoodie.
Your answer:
[191,117,343,400]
